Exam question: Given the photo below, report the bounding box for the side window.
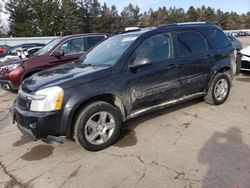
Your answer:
[23,45,35,48]
[177,31,208,56]
[132,33,173,64]
[57,38,85,55]
[86,36,106,51]
[28,49,39,55]
[9,47,19,55]
[202,29,231,49]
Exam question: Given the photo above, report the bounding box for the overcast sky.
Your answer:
[1,0,250,28]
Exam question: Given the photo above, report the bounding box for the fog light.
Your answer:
[29,122,37,129]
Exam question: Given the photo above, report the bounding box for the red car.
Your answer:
[0,45,9,56]
[0,33,109,92]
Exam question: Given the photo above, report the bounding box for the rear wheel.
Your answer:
[204,73,231,105]
[73,101,122,151]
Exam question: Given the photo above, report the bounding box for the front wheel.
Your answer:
[73,101,122,151]
[204,73,231,105]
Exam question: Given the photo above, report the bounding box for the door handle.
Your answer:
[168,64,177,69]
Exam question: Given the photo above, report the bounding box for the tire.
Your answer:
[204,73,231,105]
[73,101,122,151]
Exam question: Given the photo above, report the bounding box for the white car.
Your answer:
[241,46,250,71]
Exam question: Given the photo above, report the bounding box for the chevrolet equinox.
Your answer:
[13,23,236,151]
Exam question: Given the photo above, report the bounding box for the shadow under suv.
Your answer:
[13,23,236,151]
[0,33,109,92]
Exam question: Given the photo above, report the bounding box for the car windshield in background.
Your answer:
[79,35,139,66]
[34,38,60,56]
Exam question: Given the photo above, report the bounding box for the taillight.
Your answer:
[0,48,6,53]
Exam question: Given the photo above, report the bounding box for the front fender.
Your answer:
[61,86,128,137]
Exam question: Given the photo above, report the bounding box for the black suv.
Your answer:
[13,23,236,151]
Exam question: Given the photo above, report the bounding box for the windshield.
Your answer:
[79,34,138,65]
[34,38,60,56]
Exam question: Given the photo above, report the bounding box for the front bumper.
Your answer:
[13,102,65,140]
[0,79,18,91]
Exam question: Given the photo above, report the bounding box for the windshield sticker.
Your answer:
[122,37,137,42]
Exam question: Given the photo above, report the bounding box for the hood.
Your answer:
[1,58,24,66]
[22,62,112,92]
[241,46,250,56]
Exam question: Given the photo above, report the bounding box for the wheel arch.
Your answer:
[207,66,232,92]
[67,93,127,137]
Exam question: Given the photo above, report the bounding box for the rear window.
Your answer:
[177,31,208,56]
[202,29,231,50]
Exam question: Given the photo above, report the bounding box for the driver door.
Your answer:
[128,32,180,110]
[48,37,85,67]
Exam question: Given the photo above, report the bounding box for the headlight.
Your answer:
[7,64,19,72]
[30,86,64,112]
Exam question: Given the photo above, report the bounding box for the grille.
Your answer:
[17,95,30,111]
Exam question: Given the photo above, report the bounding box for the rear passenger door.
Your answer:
[176,30,213,96]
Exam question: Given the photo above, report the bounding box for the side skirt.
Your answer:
[126,92,206,120]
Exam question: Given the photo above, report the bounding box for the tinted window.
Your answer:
[86,36,106,50]
[22,44,35,48]
[177,31,207,56]
[58,38,85,55]
[132,33,173,64]
[202,29,231,49]
[28,49,40,55]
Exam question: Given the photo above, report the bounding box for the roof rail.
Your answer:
[176,22,209,25]
[120,29,141,34]
[157,22,211,29]
[119,27,156,34]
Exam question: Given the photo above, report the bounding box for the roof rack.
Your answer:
[157,22,211,29]
[119,27,156,34]
[120,29,141,34]
[176,22,209,25]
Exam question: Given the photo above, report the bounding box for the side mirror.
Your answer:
[129,57,152,69]
[52,50,64,58]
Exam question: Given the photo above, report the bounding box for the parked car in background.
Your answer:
[13,23,235,151]
[241,46,250,71]
[0,43,45,59]
[226,32,243,74]
[0,45,10,58]
[0,34,109,92]
[239,31,248,36]
[0,46,43,64]
[231,32,240,37]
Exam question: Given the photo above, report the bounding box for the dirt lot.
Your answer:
[0,38,250,188]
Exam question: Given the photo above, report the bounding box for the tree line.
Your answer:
[1,0,250,37]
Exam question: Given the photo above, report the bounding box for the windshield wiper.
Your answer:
[78,63,93,68]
